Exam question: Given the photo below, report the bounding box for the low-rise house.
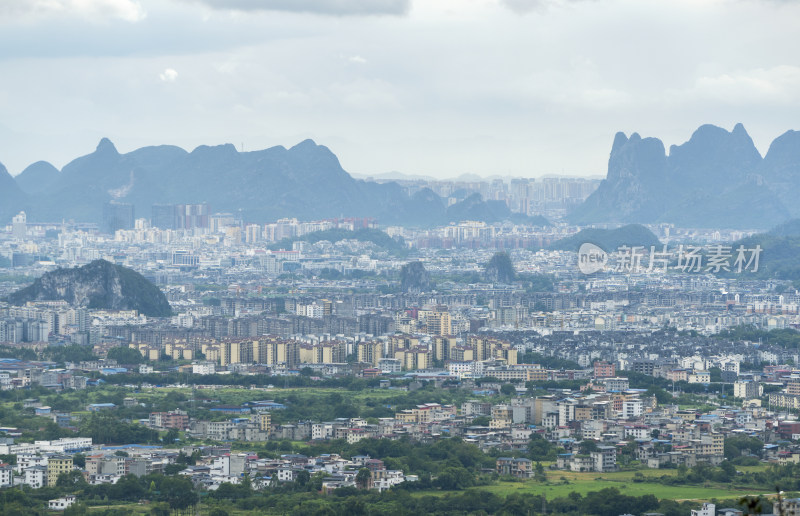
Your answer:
[496,457,532,478]
[48,495,77,511]
[0,463,12,487]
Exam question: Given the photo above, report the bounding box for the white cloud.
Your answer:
[0,0,146,22]
[675,66,800,105]
[159,68,178,82]
[1,0,800,179]
[499,0,587,14]
[330,78,402,110]
[183,0,410,16]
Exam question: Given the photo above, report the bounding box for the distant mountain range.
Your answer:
[569,124,800,229]
[0,139,547,228]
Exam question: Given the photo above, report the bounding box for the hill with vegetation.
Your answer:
[400,261,433,292]
[717,219,800,283]
[484,252,516,283]
[4,259,171,317]
[549,224,661,252]
[268,228,406,255]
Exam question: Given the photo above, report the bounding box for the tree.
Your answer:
[308,471,329,492]
[43,344,97,364]
[72,453,86,469]
[500,383,517,396]
[80,413,160,444]
[63,503,89,516]
[159,476,198,511]
[163,428,180,444]
[163,464,185,475]
[56,470,88,490]
[524,273,555,293]
[725,435,764,460]
[472,416,490,426]
[355,468,371,490]
[106,346,145,365]
[534,461,547,482]
[295,469,311,488]
[738,495,764,516]
[717,460,737,482]
[645,386,674,404]
[108,474,146,501]
[149,503,170,516]
[578,439,599,455]
[433,467,474,491]
[528,434,557,461]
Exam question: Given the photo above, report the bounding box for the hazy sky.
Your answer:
[1,0,799,179]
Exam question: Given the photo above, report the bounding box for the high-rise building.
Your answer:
[433,336,457,362]
[210,213,236,233]
[217,337,299,368]
[424,306,451,336]
[151,203,210,230]
[245,224,262,243]
[11,211,26,239]
[102,201,134,234]
[357,341,383,367]
[176,203,210,230]
[151,204,176,229]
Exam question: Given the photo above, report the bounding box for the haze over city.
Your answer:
[1,0,799,178]
[6,2,800,515]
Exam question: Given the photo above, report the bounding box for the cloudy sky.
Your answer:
[1,0,799,179]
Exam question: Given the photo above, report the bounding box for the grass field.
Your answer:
[463,468,787,502]
[130,385,406,406]
[78,466,800,514]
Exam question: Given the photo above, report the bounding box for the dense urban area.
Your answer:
[3,176,800,516]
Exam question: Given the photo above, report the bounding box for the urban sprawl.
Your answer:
[2,177,800,515]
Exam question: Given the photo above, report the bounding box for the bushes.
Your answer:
[79,413,160,444]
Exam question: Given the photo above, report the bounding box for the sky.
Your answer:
[1,0,799,179]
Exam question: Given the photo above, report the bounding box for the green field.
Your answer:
[465,468,783,502]
[130,385,407,405]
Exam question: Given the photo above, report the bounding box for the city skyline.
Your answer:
[1,0,799,178]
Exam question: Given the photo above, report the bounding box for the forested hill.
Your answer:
[548,224,661,252]
[4,259,171,317]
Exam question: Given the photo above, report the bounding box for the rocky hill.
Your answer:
[4,260,172,317]
[484,252,516,283]
[569,124,800,229]
[400,261,433,292]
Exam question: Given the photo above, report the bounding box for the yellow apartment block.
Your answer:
[47,455,73,487]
